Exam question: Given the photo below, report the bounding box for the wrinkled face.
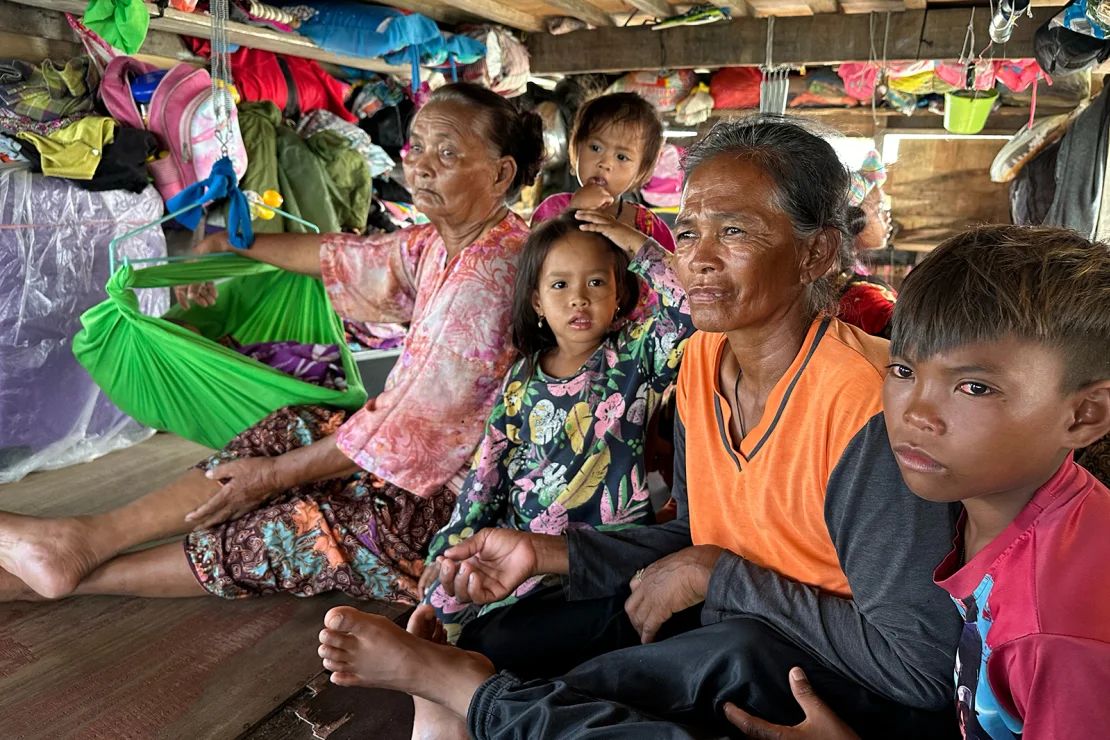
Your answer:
[403,100,509,220]
[883,337,1076,504]
[574,122,645,199]
[856,187,892,251]
[673,155,812,333]
[532,231,620,353]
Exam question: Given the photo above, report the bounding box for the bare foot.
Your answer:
[318,605,495,718]
[0,513,107,599]
[0,568,44,602]
[408,605,468,740]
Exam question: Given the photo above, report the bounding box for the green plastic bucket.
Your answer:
[944,89,999,135]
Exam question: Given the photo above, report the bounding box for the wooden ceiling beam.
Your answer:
[625,0,673,19]
[712,0,754,18]
[750,1,814,16]
[432,0,546,31]
[805,0,840,13]
[543,0,615,27]
[528,6,1063,73]
[372,0,479,25]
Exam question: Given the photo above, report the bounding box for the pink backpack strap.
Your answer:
[100,56,158,130]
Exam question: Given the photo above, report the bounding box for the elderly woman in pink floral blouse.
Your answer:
[0,83,546,605]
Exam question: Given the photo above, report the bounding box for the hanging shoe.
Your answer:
[652,4,730,31]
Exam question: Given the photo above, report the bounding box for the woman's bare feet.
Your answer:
[318,605,495,719]
[0,513,108,599]
[0,568,44,601]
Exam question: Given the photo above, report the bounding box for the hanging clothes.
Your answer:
[1043,82,1110,238]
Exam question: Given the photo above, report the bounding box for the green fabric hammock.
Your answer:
[73,255,367,450]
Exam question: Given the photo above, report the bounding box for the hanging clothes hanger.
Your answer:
[759,17,790,115]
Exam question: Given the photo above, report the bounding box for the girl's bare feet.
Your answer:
[318,605,495,719]
[407,605,469,740]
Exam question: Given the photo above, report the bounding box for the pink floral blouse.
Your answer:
[319,212,530,497]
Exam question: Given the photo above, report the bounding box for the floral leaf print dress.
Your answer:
[424,238,694,641]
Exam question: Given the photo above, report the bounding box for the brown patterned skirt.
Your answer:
[183,406,456,603]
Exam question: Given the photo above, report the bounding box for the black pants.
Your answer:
[456,582,645,679]
[462,588,957,739]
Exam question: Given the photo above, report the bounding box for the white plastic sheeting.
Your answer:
[0,169,168,483]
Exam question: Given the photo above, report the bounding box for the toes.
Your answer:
[319,627,357,651]
[323,605,364,631]
[322,658,351,673]
[318,643,351,663]
[329,671,362,687]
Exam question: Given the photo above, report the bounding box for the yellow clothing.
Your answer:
[18,116,116,180]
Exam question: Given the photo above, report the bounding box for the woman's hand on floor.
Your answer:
[185,457,285,530]
[625,544,723,644]
[438,528,543,604]
[723,668,859,740]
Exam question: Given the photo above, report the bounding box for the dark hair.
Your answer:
[891,225,1110,391]
[511,212,641,357]
[682,116,850,317]
[835,203,870,273]
[426,82,545,200]
[570,92,664,191]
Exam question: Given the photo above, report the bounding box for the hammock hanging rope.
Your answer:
[73,256,367,450]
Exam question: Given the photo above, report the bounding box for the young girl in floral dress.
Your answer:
[421,209,693,643]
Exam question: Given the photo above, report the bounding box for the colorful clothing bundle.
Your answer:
[426,239,694,639]
[223,339,347,390]
[320,212,531,498]
[0,57,97,122]
[296,108,395,178]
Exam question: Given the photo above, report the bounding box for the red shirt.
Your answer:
[934,458,1110,738]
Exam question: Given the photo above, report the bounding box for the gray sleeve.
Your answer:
[700,414,961,711]
[566,416,693,601]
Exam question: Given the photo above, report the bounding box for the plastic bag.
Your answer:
[73,257,368,450]
[0,171,167,483]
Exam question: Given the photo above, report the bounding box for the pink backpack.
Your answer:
[101,57,248,202]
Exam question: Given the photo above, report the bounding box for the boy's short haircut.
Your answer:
[890,225,1110,391]
[570,92,664,189]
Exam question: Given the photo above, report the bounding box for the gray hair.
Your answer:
[682,115,851,317]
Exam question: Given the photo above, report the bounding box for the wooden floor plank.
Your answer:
[0,434,410,738]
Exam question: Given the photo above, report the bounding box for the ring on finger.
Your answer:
[633,568,645,582]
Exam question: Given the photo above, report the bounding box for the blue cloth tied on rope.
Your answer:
[166,155,254,249]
